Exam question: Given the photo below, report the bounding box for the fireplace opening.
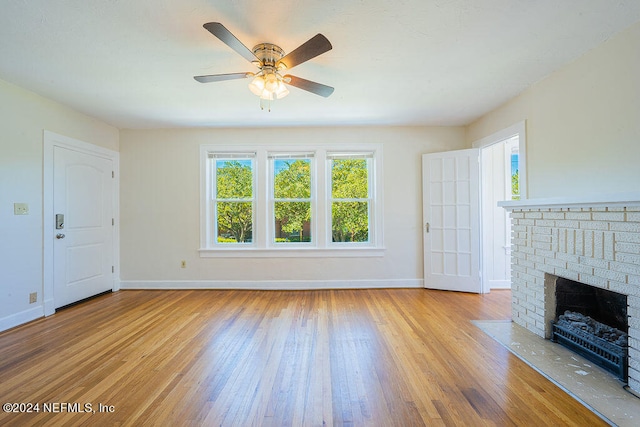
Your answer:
[550,277,628,381]
[554,277,628,332]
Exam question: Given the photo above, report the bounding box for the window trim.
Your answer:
[199,144,384,258]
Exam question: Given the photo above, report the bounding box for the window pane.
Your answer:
[274,201,311,243]
[511,153,520,200]
[508,137,520,201]
[331,159,368,198]
[274,159,311,199]
[216,160,253,199]
[332,201,369,242]
[217,202,253,243]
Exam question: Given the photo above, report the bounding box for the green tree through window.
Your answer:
[273,159,311,242]
[331,158,369,242]
[215,159,253,243]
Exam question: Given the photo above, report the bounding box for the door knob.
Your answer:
[56,233,65,239]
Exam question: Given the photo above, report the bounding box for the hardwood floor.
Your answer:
[0,289,607,426]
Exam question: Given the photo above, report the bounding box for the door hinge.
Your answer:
[112,218,115,226]
[112,266,115,273]
[112,171,115,178]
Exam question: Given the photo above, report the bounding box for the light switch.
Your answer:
[14,203,29,215]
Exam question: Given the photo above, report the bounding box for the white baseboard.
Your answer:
[490,283,512,290]
[0,306,44,333]
[120,279,423,290]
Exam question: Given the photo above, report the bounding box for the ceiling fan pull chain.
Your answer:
[260,98,272,112]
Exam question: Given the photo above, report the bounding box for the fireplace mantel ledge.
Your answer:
[498,191,640,211]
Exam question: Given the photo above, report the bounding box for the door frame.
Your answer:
[472,121,527,293]
[43,131,120,315]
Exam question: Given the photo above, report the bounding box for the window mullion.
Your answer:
[255,149,268,248]
[315,148,327,248]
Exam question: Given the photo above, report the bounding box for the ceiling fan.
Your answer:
[194,22,334,110]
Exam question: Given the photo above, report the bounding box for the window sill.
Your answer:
[198,247,386,258]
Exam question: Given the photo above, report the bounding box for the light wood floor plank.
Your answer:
[0,289,608,426]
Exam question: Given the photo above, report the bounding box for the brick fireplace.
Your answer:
[499,194,640,393]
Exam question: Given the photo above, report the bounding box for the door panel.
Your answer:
[422,149,481,293]
[54,147,113,308]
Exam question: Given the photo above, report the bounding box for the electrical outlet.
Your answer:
[29,292,37,304]
[14,203,29,215]
[181,260,186,268]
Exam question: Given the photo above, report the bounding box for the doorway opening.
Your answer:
[473,121,526,293]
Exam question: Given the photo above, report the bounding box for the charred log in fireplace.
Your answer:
[552,310,628,381]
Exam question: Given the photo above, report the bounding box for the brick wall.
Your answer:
[509,205,640,392]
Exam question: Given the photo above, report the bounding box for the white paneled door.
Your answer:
[422,149,481,293]
[53,146,114,308]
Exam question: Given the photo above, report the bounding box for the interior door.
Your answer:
[53,146,114,308]
[422,149,481,293]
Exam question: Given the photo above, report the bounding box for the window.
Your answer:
[200,144,383,257]
[211,153,255,245]
[270,153,313,244]
[329,153,373,243]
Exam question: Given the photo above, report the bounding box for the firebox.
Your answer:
[551,277,628,381]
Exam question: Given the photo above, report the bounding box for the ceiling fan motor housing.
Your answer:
[252,43,286,71]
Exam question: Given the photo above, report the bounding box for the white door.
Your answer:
[53,146,114,308]
[422,149,481,293]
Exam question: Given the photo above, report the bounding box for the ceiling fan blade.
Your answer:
[278,34,332,70]
[284,75,334,98]
[194,73,251,83]
[203,22,259,63]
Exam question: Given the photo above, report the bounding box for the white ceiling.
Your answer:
[1,1,638,129]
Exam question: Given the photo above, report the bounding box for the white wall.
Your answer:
[0,79,119,331]
[466,21,640,199]
[119,126,466,288]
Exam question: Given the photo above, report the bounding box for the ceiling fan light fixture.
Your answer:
[248,72,290,103]
[264,73,278,93]
[274,80,289,99]
[248,75,265,96]
[259,89,274,100]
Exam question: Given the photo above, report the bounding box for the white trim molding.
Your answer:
[198,247,386,258]
[0,306,44,333]
[120,279,422,290]
[472,120,527,200]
